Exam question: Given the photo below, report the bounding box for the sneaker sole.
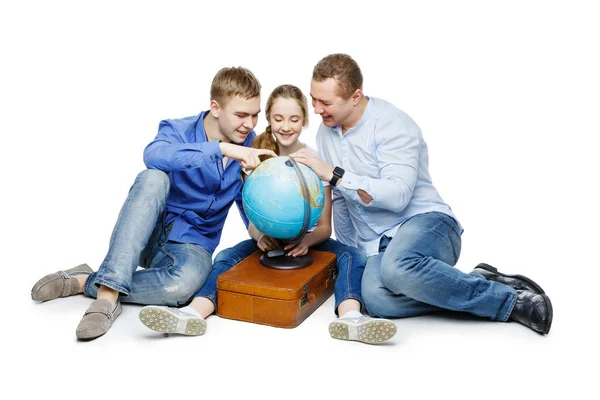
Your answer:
[329,319,397,344]
[476,263,546,294]
[139,306,206,336]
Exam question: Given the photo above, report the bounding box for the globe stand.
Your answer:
[259,252,313,270]
[260,157,314,270]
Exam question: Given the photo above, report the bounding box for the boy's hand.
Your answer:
[220,143,277,170]
[257,234,282,252]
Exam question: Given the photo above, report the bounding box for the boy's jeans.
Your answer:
[84,169,212,306]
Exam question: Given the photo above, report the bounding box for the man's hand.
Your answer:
[357,189,373,204]
[220,143,277,170]
[256,234,282,252]
[289,148,335,183]
[284,239,309,257]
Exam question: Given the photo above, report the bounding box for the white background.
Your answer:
[1,1,598,399]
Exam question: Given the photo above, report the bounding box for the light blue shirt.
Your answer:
[316,97,461,256]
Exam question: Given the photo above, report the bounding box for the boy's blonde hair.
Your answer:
[210,67,261,106]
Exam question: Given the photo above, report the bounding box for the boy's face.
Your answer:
[218,96,261,143]
[310,78,354,128]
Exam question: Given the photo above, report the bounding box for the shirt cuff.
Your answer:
[339,171,375,206]
[204,140,223,162]
[340,171,363,190]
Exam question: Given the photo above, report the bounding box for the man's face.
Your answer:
[218,96,261,143]
[310,78,354,128]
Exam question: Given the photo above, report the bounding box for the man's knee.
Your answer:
[380,253,422,293]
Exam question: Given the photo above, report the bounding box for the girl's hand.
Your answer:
[284,240,310,257]
[257,234,281,252]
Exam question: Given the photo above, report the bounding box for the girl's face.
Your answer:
[269,97,304,148]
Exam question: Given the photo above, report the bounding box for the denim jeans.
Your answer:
[195,238,367,315]
[361,212,517,321]
[84,169,212,306]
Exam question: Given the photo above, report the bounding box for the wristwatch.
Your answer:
[329,166,345,186]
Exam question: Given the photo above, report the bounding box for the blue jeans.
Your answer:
[196,238,367,315]
[361,212,517,321]
[84,169,213,306]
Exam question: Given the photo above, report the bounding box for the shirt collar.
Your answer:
[195,111,209,142]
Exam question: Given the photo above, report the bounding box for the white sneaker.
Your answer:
[139,306,206,336]
[329,315,396,344]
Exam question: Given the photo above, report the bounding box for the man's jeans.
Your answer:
[84,169,212,306]
[362,212,517,321]
[196,238,367,315]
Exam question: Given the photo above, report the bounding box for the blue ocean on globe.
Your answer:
[242,156,325,240]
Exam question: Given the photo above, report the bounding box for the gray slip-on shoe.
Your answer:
[329,315,397,344]
[139,306,207,336]
[76,299,122,340]
[31,263,93,302]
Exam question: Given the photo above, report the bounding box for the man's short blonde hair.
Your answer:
[210,67,261,106]
[312,54,363,99]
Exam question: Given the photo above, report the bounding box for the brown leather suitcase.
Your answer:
[217,250,337,328]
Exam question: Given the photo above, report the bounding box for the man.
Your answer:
[31,67,276,340]
[291,53,552,335]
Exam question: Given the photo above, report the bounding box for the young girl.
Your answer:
[139,84,396,344]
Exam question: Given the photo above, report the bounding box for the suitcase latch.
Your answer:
[299,285,308,309]
[326,263,337,288]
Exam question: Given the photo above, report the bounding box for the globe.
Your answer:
[242,156,325,240]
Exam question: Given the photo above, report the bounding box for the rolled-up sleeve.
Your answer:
[143,120,223,172]
[337,115,421,213]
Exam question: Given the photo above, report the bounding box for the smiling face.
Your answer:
[310,78,355,128]
[216,95,261,143]
[268,97,306,148]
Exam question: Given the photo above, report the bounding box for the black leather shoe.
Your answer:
[509,290,553,334]
[473,263,545,294]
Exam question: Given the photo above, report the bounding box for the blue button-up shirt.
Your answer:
[143,111,255,254]
[317,97,461,256]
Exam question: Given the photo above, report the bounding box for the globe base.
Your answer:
[260,253,313,270]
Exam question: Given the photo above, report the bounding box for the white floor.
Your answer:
[4,1,598,399]
[17,248,591,399]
